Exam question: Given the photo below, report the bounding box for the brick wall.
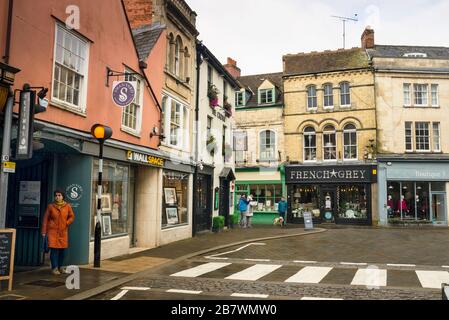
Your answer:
[123,0,152,29]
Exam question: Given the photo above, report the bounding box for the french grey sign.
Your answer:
[285,165,376,184]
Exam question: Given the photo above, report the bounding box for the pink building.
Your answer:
[0,0,168,266]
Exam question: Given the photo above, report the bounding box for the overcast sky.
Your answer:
[188,0,449,75]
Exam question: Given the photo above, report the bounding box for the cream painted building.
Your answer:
[364,27,449,226]
[283,45,378,226]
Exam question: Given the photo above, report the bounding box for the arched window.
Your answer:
[340,82,351,106]
[260,130,276,161]
[174,36,183,77]
[323,125,336,160]
[184,47,190,81]
[168,33,174,73]
[343,124,357,160]
[323,83,333,108]
[307,85,317,110]
[303,127,316,162]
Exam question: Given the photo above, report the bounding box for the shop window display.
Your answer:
[237,184,282,212]
[162,170,189,228]
[91,160,135,241]
[337,185,368,219]
[291,186,319,218]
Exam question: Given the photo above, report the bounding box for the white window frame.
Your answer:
[433,122,441,152]
[405,122,413,152]
[259,129,276,161]
[121,69,144,135]
[259,88,275,105]
[415,122,430,152]
[413,84,428,106]
[343,124,357,161]
[236,91,245,107]
[306,85,317,110]
[51,23,89,114]
[303,127,317,163]
[340,82,351,107]
[323,126,337,161]
[161,94,188,150]
[403,83,411,107]
[431,84,439,107]
[323,83,334,109]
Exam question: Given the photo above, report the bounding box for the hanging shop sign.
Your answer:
[112,81,136,107]
[126,150,164,168]
[285,165,377,184]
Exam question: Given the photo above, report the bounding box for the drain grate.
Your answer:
[0,294,27,300]
[25,280,65,288]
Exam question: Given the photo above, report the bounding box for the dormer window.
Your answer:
[403,53,428,58]
[236,91,245,107]
[259,88,275,105]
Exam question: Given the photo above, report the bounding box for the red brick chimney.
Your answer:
[123,0,152,29]
[223,57,241,79]
[361,26,375,49]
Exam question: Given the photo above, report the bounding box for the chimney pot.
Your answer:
[361,26,375,49]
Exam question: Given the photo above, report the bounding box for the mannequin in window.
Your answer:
[398,195,408,216]
[387,195,394,217]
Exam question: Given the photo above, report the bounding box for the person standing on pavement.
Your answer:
[41,190,75,275]
[277,197,288,227]
[245,194,256,228]
[238,194,250,228]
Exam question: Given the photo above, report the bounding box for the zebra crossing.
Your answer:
[169,261,449,289]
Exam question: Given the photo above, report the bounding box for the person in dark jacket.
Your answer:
[238,194,250,228]
[277,197,288,227]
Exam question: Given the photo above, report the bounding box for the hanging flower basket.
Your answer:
[223,101,232,117]
[209,97,219,107]
[208,84,220,108]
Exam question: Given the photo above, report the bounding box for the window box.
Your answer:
[223,99,232,117]
[208,84,220,107]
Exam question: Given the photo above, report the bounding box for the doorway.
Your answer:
[195,174,212,233]
[320,188,336,222]
[431,193,446,223]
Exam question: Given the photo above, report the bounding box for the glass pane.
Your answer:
[401,182,415,219]
[432,194,446,222]
[387,181,401,221]
[431,182,445,192]
[338,185,368,219]
[416,182,430,220]
[59,84,67,101]
[55,45,63,63]
[66,87,73,104]
[52,79,59,99]
[73,89,79,106]
[162,170,189,228]
[291,186,319,218]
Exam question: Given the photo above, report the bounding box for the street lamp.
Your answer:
[91,124,113,268]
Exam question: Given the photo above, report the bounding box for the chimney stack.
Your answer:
[223,57,241,78]
[361,26,375,49]
[123,0,153,29]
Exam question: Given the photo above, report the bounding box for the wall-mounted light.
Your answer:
[150,125,165,139]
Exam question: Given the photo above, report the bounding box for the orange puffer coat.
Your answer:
[41,203,75,249]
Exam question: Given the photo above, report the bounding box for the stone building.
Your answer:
[282,45,378,225]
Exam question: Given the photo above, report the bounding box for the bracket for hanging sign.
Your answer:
[106,67,141,87]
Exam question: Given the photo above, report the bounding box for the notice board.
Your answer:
[0,229,16,291]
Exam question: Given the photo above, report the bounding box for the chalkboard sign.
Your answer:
[0,229,16,291]
[303,212,314,230]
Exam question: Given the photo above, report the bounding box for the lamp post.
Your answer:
[91,124,112,268]
[0,62,20,229]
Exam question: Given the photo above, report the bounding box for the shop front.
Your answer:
[377,159,449,226]
[285,164,377,225]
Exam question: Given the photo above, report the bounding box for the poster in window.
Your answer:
[102,214,112,236]
[164,188,177,205]
[96,194,112,213]
[166,208,179,225]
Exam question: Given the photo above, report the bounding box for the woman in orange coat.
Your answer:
[41,190,75,275]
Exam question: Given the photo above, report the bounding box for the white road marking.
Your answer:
[231,293,269,298]
[416,270,449,289]
[284,266,332,284]
[206,257,229,260]
[121,287,150,291]
[244,259,271,262]
[340,262,368,266]
[167,289,202,295]
[351,268,387,287]
[111,290,129,300]
[386,264,416,268]
[170,262,231,278]
[442,266,449,268]
[301,297,343,300]
[205,243,266,259]
[293,260,317,264]
[225,264,282,281]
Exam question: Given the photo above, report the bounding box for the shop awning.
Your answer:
[219,167,236,181]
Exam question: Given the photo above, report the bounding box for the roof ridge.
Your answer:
[284,47,362,58]
[375,44,449,49]
[238,72,283,79]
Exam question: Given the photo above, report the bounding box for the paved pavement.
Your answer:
[0,224,317,300]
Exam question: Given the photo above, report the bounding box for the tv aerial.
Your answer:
[331,14,358,49]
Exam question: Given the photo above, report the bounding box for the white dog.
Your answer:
[273,216,284,226]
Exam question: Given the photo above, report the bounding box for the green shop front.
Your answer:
[234,167,286,224]
[285,164,377,225]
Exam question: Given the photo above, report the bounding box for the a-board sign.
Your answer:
[0,229,16,291]
[304,212,314,230]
